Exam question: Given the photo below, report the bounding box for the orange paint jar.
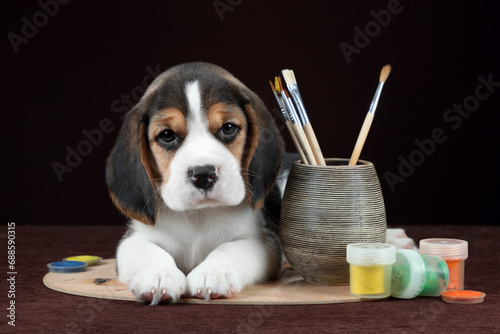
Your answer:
[419,238,468,290]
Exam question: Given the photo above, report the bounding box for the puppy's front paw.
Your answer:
[187,262,243,300]
[128,264,187,305]
[386,228,417,250]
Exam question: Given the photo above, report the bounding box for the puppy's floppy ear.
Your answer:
[241,88,285,209]
[106,104,158,225]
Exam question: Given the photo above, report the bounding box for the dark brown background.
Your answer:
[2,0,499,226]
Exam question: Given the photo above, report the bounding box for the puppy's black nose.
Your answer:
[188,165,218,191]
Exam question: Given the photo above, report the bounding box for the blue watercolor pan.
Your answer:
[47,260,88,273]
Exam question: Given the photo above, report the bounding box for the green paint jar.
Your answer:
[391,249,449,299]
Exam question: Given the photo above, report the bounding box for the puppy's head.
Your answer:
[106,62,284,225]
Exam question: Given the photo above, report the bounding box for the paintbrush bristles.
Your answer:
[282,69,296,85]
[379,64,392,83]
[289,70,297,84]
[278,77,285,92]
[269,80,275,92]
[274,77,280,92]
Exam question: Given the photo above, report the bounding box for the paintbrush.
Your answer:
[277,77,317,165]
[348,64,392,166]
[282,69,326,166]
[269,80,308,164]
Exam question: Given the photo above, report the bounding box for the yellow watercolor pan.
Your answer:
[63,255,102,266]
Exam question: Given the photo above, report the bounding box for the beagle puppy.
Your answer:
[106,62,415,305]
[106,62,285,304]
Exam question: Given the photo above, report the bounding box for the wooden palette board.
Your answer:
[43,259,363,305]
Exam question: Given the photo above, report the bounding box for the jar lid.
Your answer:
[441,290,485,304]
[419,238,468,259]
[391,250,426,299]
[346,243,396,266]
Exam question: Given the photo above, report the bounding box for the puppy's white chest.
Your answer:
[149,206,260,273]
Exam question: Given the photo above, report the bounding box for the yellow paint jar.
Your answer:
[346,243,396,298]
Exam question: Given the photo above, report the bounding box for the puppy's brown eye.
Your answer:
[218,122,240,143]
[156,129,179,149]
[222,123,237,135]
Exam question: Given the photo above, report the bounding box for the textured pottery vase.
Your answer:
[280,158,387,285]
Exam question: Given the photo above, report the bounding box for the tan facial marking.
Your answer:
[148,108,187,186]
[207,103,247,162]
[149,108,187,139]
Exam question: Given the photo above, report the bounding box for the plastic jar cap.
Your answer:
[391,249,426,299]
[441,290,486,304]
[346,243,396,266]
[419,238,468,259]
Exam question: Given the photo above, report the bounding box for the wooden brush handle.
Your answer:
[303,123,326,166]
[349,112,375,166]
[286,121,309,164]
[292,123,317,165]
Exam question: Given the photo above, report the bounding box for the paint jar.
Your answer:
[391,249,449,299]
[419,238,468,290]
[346,243,396,298]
